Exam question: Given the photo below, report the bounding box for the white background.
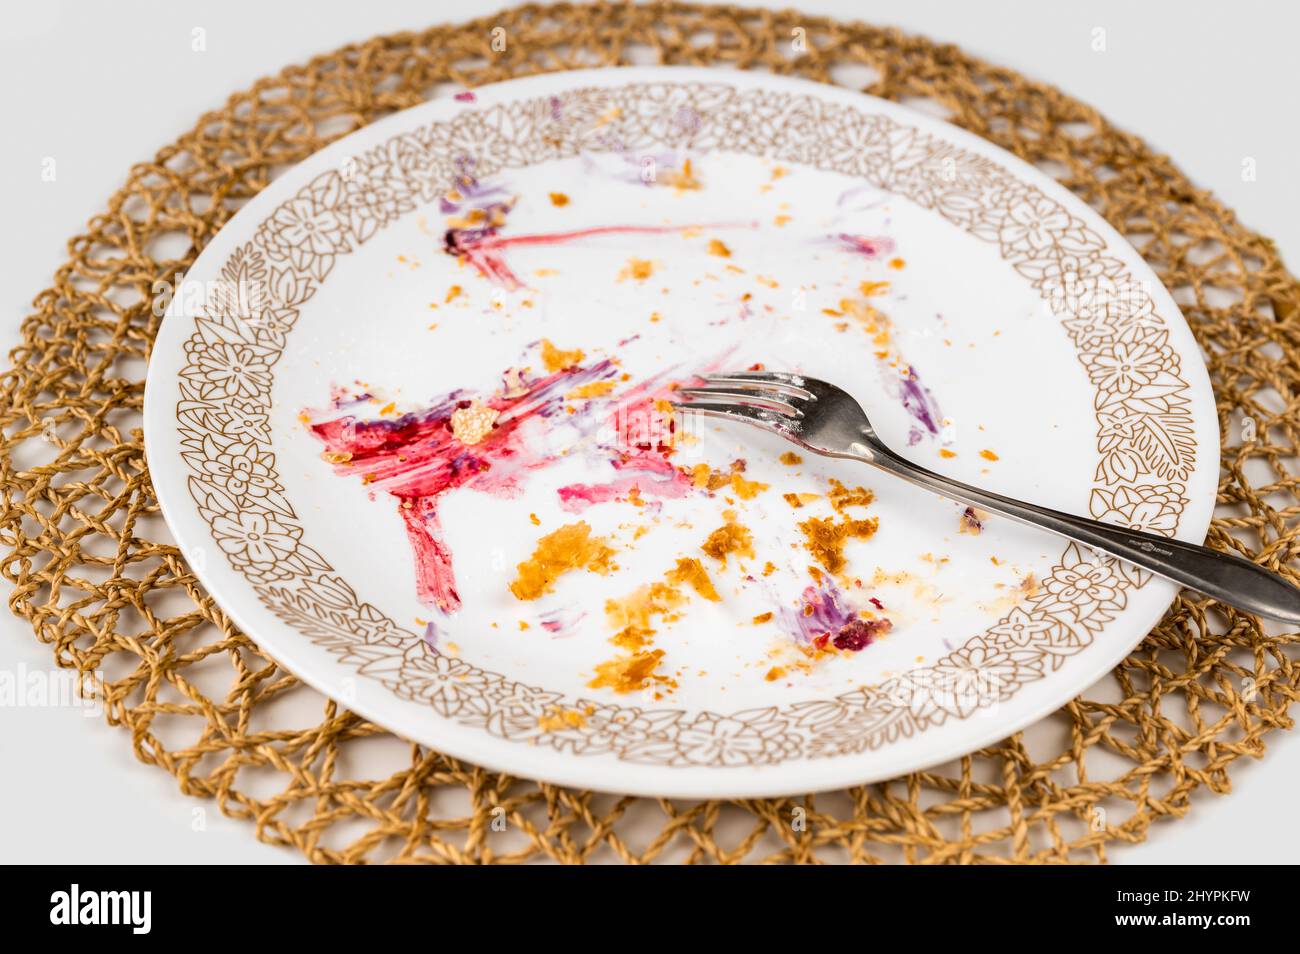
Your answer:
[1,0,1296,864]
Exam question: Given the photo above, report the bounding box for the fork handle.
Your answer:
[860,444,1300,624]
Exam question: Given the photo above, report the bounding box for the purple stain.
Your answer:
[778,581,858,645]
[671,106,701,139]
[775,579,892,654]
[888,366,944,439]
[835,184,890,211]
[453,90,476,103]
[422,620,441,650]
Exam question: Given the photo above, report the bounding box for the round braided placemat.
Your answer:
[4,1,1298,864]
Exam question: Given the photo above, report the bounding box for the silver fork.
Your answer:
[674,371,1300,624]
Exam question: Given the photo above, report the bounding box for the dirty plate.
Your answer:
[143,67,1217,797]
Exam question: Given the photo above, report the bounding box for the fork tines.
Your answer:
[671,371,817,430]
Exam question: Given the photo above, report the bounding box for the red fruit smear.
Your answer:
[832,617,893,652]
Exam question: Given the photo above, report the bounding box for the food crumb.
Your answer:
[450,400,499,445]
[619,258,657,281]
[510,522,615,600]
[800,513,878,575]
[540,338,585,372]
[538,706,587,731]
[783,492,820,508]
[701,510,755,566]
[833,618,892,652]
[588,650,670,694]
[666,557,721,602]
[669,159,701,191]
[959,507,986,535]
[566,380,616,399]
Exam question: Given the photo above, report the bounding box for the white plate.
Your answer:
[144,67,1217,797]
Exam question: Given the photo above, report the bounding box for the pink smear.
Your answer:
[539,607,586,636]
[442,160,758,290]
[304,345,742,611]
[449,221,754,291]
[837,234,896,259]
[554,354,735,513]
[557,474,690,513]
[305,360,615,612]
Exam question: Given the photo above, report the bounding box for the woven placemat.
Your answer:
[3,1,1298,864]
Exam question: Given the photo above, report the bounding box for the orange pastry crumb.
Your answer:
[666,557,721,602]
[509,522,615,600]
[668,159,701,191]
[783,492,820,509]
[589,650,669,694]
[729,469,768,500]
[701,510,755,566]
[605,581,687,651]
[549,192,570,206]
[828,479,873,512]
[566,380,616,399]
[779,451,803,465]
[980,448,1000,461]
[619,258,656,281]
[799,514,879,575]
[537,706,587,731]
[540,338,585,372]
[707,238,732,258]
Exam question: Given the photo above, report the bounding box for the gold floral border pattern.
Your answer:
[173,81,1196,767]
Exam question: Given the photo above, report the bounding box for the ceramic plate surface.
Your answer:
[144,67,1218,797]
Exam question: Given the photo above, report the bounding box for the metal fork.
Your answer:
[674,371,1300,623]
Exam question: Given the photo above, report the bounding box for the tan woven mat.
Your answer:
[3,1,1299,864]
